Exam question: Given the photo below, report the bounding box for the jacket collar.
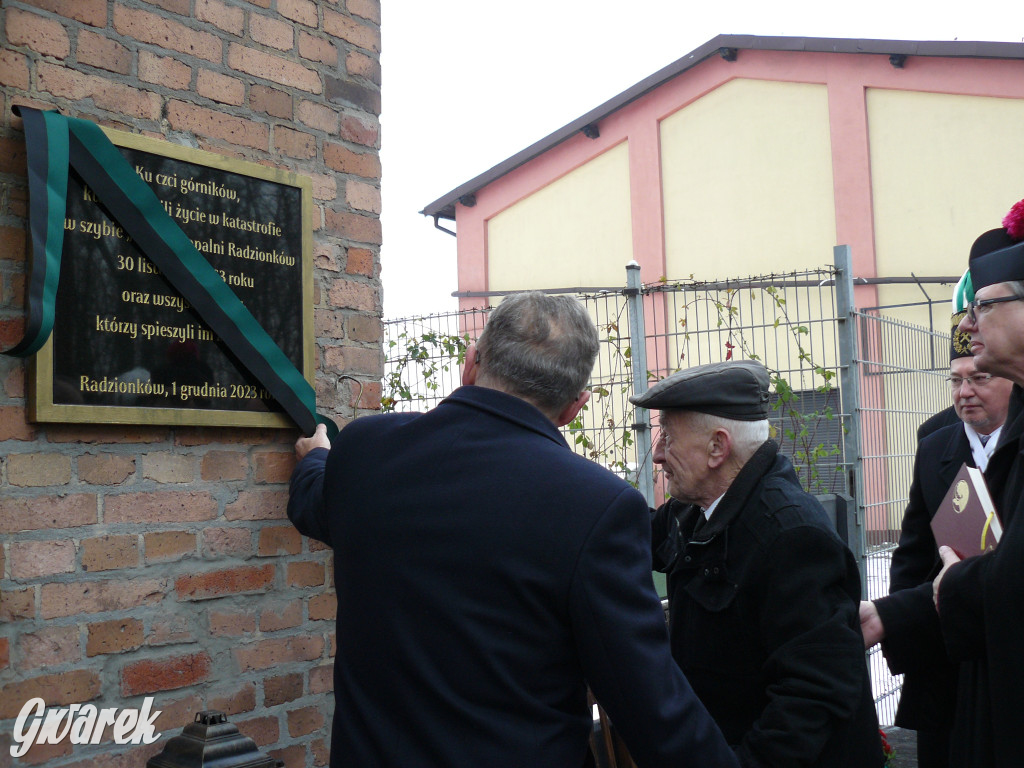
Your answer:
[691,439,780,541]
[442,385,569,449]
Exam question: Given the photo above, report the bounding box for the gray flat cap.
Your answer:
[630,360,771,420]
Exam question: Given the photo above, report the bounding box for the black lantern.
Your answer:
[146,710,284,768]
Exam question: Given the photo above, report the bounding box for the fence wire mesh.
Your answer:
[383,267,953,726]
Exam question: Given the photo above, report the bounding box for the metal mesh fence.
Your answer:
[383,268,953,726]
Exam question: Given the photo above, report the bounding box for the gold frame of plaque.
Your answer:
[29,126,315,429]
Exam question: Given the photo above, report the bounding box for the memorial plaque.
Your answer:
[29,127,314,428]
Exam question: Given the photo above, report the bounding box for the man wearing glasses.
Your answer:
[860,315,1012,768]
[932,198,1024,767]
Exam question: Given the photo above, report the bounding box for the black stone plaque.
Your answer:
[31,129,314,428]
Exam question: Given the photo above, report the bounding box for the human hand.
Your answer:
[932,546,961,611]
[295,422,331,460]
[859,600,885,648]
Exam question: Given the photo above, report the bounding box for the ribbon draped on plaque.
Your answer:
[4,107,336,438]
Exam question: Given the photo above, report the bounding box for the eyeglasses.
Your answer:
[966,294,1024,322]
[946,373,994,390]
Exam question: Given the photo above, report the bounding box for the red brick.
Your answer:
[323,9,380,53]
[287,705,324,737]
[234,636,324,671]
[41,578,165,619]
[324,141,380,179]
[8,452,71,486]
[312,737,330,766]
[166,100,270,151]
[258,525,302,556]
[4,365,27,400]
[225,489,288,520]
[20,625,81,669]
[0,637,9,670]
[264,672,303,706]
[202,527,254,557]
[77,29,131,74]
[270,744,305,768]
[339,114,379,148]
[298,33,338,67]
[346,313,381,342]
[260,600,302,632]
[208,682,256,715]
[287,560,325,587]
[0,493,96,533]
[37,63,161,119]
[279,0,318,27]
[6,8,70,59]
[197,69,245,106]
[196,0,244,36]
[105,491,217,523]
[227,43,320,93]
[346,50,381,85]
[309,664,333,694]
[346,179,381,214]
[138,50,192,90]
[210,609,257,636]
[0,404,36,441]
[145,530,197,562]
[324,344,380,376]
[15,0,107,26]
[236,715,279,747]
[153,694,205,735]
[347,0,381,24]
[176,564,275,601]
[250,84,292,119]
[201,450,248,481]
[250,13,294,51]
[81,535,139,572]
[349,379,382,411]
[86,617,144,656]
[18,738,72,765]
[274,125,316,159]
[325,209,382,245]
[0,225,26,261]
[10,540,76,578]
[0,48,31,90]
[0,586,34,621]
[79,452,135,484]
[308,592,337,622]
[113,6,221,62]
[47,424,165,444]
[253,451,295,483]
[148,615,193,646]
[0,669,100,719]
[0,135,27,176]
[121,652,212,696]
[327,278,378,312]
[144,0,190,13]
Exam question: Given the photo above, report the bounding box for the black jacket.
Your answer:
[874,423,967,733]
[288,386,738,768]
[939,385,1024,766]
[652,440,884,768]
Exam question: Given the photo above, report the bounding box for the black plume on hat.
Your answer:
[630,359,770,420]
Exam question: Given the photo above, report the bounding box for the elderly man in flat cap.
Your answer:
[932,198,1024,767]
[631,360,883,768]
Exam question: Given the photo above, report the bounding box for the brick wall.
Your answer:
[0,1,382,765]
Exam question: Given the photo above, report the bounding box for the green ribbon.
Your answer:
[5,108,336,438]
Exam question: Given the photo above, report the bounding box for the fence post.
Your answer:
[625,261,655,507]
[834,245,867,596]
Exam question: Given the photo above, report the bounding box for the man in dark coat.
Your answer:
[631,360,884,768]
[288,292,738,768]
[934,200,1024,766]
[859,318,1012,768]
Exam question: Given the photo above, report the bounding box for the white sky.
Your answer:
[377,0,1022,319]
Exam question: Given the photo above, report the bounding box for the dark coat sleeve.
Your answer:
[737,526,875,768]
[287,446,330,543]
[571,488,740,768]
[938,553,991,660]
